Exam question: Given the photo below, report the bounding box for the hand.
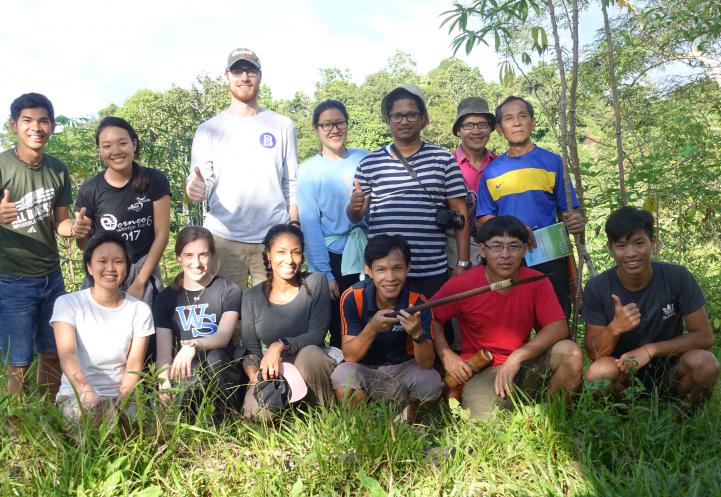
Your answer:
[126,278,146,300]
[368,309,399,334]
[79,385,102,411]
[562,210,585,235]
[187,166,207,202]
[526,225,538,249]
[0,189,18,224]
[259,342,283,381]
[158,378,173,404]
[494,357,522,398]
[348,179,368,218]
[452,266,467,277]
[442,350,474,385]
[170,344,196,381]
[398,309,422,340]
[610,294,641,334]
[328,279,340,301]
[72,207,92,238]
[616,345,652,374]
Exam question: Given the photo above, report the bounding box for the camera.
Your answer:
[435,208,465,230]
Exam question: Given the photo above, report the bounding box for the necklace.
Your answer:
[13,147,44,167]
[185,285,207,306]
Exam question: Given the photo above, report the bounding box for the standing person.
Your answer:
[241,224,334,420]
[0,93,92,395]
[476,95,585,315]
[584,207,719,406]
[75,116,170,304]
[52,232,153,423]
[331,234,442,424]
[186,47,299,290]
[432,216,582,420]
[446,97,497,269]
[347,84,470,300]
[297,99,369,348]
[154,226,245,415]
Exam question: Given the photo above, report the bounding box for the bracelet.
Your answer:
[642,346,652,361]
[180,339,197,348]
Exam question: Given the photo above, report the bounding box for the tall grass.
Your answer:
[2,360,720,497]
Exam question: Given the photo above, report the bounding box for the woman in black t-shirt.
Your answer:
[75,116,170,305]
[153,226,245,412]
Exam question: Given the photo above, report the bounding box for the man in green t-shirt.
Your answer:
[0,93,91,395]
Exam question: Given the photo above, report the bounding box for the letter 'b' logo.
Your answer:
[259,133,276,148]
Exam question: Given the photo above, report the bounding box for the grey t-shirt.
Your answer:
[583,261,706,357]
[0,149,72,276]
[241,271,329,367]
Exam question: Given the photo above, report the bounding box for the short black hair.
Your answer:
[383,90,427,121]
[83,231,133,286]
[10,92,55,123]
[312,99,348,127]
[495,96,534,123]
[476,216,529,244]
[364,234,411,267]
[605,206,655,243]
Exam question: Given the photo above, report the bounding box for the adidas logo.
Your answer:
[661,303,675,320]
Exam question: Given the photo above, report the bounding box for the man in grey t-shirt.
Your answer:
[186,48,300,289]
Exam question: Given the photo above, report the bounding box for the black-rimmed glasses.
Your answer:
[317,121,348,132]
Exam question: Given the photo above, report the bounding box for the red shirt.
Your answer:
[431,265,565,366]
[451,145,497,194]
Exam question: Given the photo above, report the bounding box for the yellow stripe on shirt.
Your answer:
[485,168,556,202]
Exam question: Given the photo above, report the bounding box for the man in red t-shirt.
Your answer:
[432,215,582,419]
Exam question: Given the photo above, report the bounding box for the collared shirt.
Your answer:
[339,279,432,366]
[451,145,497,195]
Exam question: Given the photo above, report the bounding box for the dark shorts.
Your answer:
[627,356,680,396]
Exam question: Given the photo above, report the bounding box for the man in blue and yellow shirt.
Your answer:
[476,96,584,315]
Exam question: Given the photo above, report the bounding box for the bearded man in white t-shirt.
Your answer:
[187,47,300,289]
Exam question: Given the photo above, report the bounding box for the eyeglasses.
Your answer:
[317,120,348,132]
[229,67,259,78]
[460,122,491,131]
[389,112,421,123]
[483,242,525,254]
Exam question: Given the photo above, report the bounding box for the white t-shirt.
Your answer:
[189,108,299,243]
[51,289,155,398]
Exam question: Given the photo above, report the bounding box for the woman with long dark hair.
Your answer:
[52,231,153,422]
[153,226,244,413]
[241,224,334,419]
[75,116,170,304]
[296,99,369,347]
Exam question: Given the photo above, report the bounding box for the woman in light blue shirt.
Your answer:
[297,100,368,347]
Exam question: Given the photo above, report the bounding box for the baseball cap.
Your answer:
[381,84,427,121]
[453,97,495,134]
[226,47,261,71]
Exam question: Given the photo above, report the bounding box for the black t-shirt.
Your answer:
[152,276,242,341]
[75,167,171,262]
[583,261,706,357]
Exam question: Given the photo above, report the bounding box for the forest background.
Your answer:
[1,0,721,495]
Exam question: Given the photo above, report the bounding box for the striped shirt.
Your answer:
[355,142,467,278]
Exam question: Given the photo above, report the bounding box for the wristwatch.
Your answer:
[411,334,425,344]
[180,339,197,348]
[456,260,471,268]
[278,338,292,355]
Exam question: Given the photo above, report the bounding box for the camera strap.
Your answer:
[389,143,444,210]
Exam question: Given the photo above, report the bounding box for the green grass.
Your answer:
[2,360,721,497]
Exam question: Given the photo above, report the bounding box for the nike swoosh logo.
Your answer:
[495,183,503,189]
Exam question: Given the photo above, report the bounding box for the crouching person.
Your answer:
[52,232,153,423]
[331,234,442,424]
[584,207,719,407]
[432,216,582,420]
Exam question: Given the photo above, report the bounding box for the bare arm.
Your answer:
[432,320,473,384]
[117,335,149,404]
[130,196,170,293]
[585,294,641,360]
[53,321,100,407]
[341,310,397,363]
[448,197,470,272]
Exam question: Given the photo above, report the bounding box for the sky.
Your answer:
[1,0,506,119]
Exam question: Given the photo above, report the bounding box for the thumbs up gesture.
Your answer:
[610,293,641,334]
[0,189,19,224]
[348,179,368,221]
[187,166,207,202]
[71,207,92,239]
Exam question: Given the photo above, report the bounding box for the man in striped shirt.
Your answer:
[347,84,470,299]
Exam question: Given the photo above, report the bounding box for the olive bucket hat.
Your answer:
[452,97,495,135]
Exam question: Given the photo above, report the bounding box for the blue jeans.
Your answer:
[0,269,65,367]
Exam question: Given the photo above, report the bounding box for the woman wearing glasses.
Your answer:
[296,100,368,347]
